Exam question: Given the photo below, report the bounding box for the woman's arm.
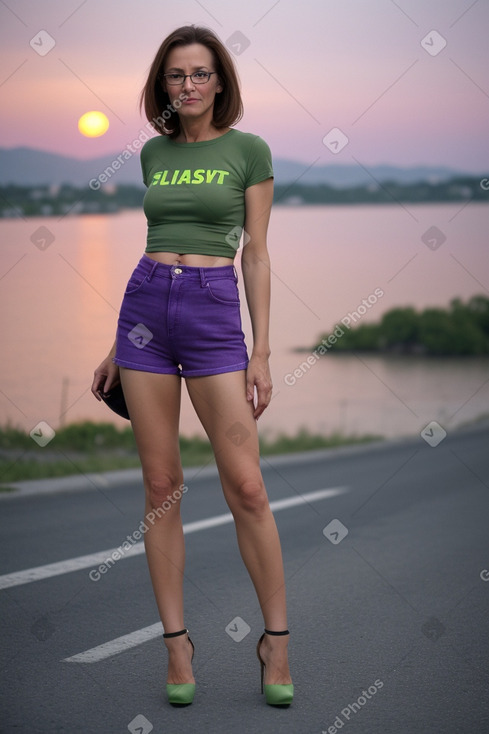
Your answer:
[241,177,274,419]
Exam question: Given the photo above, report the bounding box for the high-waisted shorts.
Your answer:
[113,254,249,377]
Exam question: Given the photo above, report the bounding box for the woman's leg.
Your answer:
[119,367,194,685]
[185,369,292,685]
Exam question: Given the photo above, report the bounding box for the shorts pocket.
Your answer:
[124,271,149,295]
[206,279,240,305]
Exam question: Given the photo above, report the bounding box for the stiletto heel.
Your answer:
[163,628,195,705]
[256,629,294,706]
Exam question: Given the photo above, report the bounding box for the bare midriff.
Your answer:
[145,251,234,267]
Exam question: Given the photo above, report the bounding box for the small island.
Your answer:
[310,295,489,356]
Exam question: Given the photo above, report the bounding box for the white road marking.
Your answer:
[63,622,163,663]
[0,543,145,590]
[0,487,347,591]
[63,486,348,664]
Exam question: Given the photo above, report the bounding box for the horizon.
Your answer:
[0,143,486,176]
[0,0,488,174]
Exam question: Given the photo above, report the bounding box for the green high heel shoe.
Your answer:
[256,629,294,706]
[163,628,195,705]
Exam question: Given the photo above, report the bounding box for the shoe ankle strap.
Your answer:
[163,628,188,638]
[264,628,289,636]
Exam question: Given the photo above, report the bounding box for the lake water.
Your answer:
[1,203,488,441]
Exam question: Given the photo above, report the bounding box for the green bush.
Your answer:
[0,422,381,483]
[314,295,489,355]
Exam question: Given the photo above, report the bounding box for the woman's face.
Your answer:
[162,43,222,124]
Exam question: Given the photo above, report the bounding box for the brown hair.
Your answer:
[140,25,243,139]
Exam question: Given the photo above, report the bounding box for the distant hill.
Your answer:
[0,147,142,188]
[0,146,479,189]
[272,160,471,189]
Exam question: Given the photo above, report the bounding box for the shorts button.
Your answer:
[174,267,182,274]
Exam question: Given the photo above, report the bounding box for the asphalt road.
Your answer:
[1,424,488,734]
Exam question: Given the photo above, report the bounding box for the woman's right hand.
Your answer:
[91,355,120,400]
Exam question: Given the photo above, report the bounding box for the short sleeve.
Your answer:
[140,146,149,188]
[245,136,274,188]
[140,136,161,188]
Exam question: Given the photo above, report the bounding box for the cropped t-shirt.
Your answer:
[140,129,273,258]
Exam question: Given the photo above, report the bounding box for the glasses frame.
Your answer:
[162,71,218,85]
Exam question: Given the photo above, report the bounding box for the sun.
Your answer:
[78,111,110,138]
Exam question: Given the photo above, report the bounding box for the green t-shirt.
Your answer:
[141,129,273,258]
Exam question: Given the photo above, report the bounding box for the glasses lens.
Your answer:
[165,74,184,85]
[191,72,210,83]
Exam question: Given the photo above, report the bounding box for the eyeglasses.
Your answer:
[162,71,217,85]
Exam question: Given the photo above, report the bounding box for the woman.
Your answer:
[91,25,293,707]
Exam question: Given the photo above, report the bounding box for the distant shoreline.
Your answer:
[0,176,487,218]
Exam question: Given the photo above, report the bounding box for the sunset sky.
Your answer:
[0,0,488,172]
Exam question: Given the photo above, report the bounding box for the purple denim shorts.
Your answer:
[113,255,249,377]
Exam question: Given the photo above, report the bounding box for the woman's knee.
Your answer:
[229,476,269,515]
[144,472,185,511]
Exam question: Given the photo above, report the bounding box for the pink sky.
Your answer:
[0,0,488,171]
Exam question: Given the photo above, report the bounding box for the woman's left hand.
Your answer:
[246,354,273,420]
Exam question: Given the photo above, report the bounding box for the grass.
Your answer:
[0,421,383,485]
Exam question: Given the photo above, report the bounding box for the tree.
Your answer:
[379,307,419,350]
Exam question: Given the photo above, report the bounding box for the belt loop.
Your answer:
[233,265,238,281]
[199,267,207,287]
[147,261,159,282]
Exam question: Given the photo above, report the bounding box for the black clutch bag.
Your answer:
[99,383,130,420]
